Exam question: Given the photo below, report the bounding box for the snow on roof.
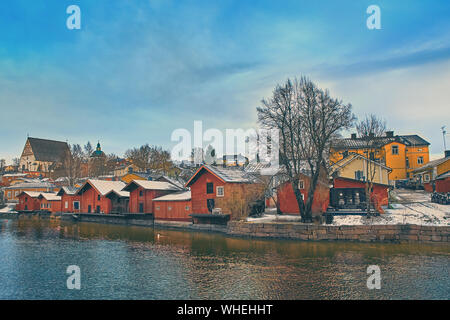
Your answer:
[153,191,191,202]
[39,193,61,201]
[57,186,79,196]
[187,165,258,186]
[123,180,181,192]
[105,189,130,198]
[19,191,42,198]
[5,181,57,189]
[78,179,127,196]
[3,173,27,178]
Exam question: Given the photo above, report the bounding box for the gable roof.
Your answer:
[185,164,258,187]
[122,180,181,192]
[413,156,450,173]
[76,179,127,196]
[104,189,130,198]
[26,137,70,162]
[56,186,79,196]
[153,191,191,202]
[5,181,57,190]
[38,193,61,201]
[17,191,42,198]
[330,153,392,175]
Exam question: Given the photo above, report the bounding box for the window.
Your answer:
[7,192,11,198]
[418,157,424,165]
[185,206,190,211]
[406,157,410,168]
[65,201,68,209]
[206,182,214,194]
[392,145,399,155]
[168,206,172,211]
[355,170,364,181]
[97,195,101,201]
[216,186,224,197]
[139,190,143,197]
[25,197,28,202]
[156,206,160,211]
[423,174,430,182]
[15,191,19,196]
[298,180,304,189]
[73,201,80,210]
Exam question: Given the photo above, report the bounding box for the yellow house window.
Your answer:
[418,157,424,165]
[423,174,430,182]
[392,145,399,155]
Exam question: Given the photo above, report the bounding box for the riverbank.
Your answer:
[1,212,449,243]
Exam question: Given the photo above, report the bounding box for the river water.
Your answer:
[0,218,448,300]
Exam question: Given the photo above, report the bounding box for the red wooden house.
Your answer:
[16,191,41,211]
[123,180,181,214]
[185,165,262,216]
[57,187,81,213]
[435,172,450,193]
[37,193,61,213]
[152,191,192,221]
[277,173,330,215]
[76,179,128,214]
[332,177,389,213]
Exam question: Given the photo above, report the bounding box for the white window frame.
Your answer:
[185,205,190,211]
[298,180,304,190]
[156,206,160,211]
[168,206,172,211]
[73,201,80,210]
[418,157,424,165]
[65,201,69,209]
[423,173,430,183]
[216,186,224,197]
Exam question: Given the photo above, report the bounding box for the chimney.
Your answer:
[234,154,238,166]
[445,150,450,158]
[222,155,227,168]
[386,131,394,138]
[351,133,357,139]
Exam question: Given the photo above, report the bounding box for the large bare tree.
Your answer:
[257,77,355,222]
[356,114,388,215]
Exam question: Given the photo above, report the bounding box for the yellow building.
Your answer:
[413,152,450,185]
[330,153,391,186]
[330,132,430,181]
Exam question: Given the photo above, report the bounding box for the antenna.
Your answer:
[442,126,447,151]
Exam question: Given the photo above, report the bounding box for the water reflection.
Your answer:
[0,218,448,299]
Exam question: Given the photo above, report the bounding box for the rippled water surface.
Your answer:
[0,218,449,299]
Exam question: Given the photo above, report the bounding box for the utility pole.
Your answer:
[442,126,447,151]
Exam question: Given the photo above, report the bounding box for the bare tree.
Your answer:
[356,114,388,216]
[257,77,355,222]
[125,144,175,174]
[63,144,83,186]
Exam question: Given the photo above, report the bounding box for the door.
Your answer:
[139,202,144,213]
[88,205,91,213]
[207,199,215,213]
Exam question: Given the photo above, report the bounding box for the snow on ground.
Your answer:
[249,189,450,226]
[332,189,449,226]
[332,202,449,226]
[0,203,17,213]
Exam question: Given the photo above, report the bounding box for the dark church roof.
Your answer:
[27,137,70,162]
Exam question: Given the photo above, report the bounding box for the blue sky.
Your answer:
[0,0,449,162]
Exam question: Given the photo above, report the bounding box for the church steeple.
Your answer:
[91,140,105,158]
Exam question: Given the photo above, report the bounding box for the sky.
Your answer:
[0,0,449,163]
